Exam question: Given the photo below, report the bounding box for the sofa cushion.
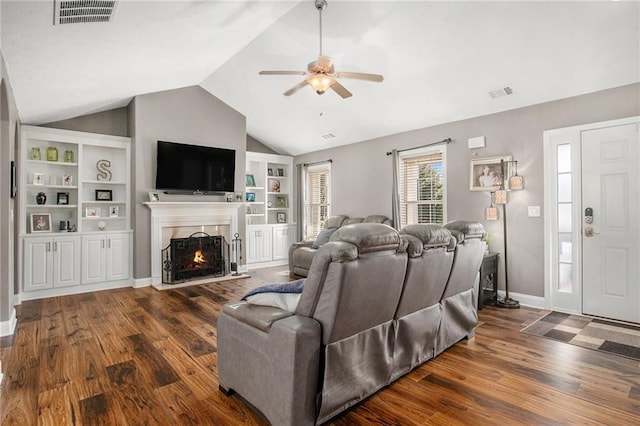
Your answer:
[343,217,364,225]
[330,223,400,254]
[364,215,393,226]
[401,224,451,247]
[444,220,485,240]
[324,215,348,229]
[312,227,337,249]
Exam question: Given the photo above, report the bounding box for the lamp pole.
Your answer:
[495,159,520,308]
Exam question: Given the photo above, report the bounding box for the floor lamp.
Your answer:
[485,159,524,309]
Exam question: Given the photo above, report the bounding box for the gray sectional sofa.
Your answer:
[217,220,486,425]
[288,214,393,277]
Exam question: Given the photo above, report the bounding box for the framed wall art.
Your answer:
[469,156,512,191]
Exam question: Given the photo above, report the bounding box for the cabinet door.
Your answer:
[246,226,272,263]
[82,236,106,284]
[106,233,130,281]
[53,236,81,287]
[272,225,296,261]
[23,237,53,291]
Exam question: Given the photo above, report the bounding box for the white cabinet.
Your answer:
[23,235,81,292]
[245,152,293,226]
[273,225,296,261]
[82,232,130,284]
[246,226,273,264]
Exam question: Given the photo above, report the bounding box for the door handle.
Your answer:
[101,239,105,249]
[584,227,600,237]
[47,242,51,252]
[53,241,57,252]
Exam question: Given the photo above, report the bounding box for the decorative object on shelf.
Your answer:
[231,232,243,275]
[10,161,16,198]
[252,208,258,214]
[63,175,73,186]
[235,192,243,202]
[277,168,285,177]
[97,221,107,231]
[28,147,41,160]
[96,159,112,181]
[59,220,68,231]
[95,189,113,201]
[470,156,512,191]
[109,206,119,217]
[267,168,273,176]
[244,205,252,214]
[269,179,280,193]
[148,191,160,202]
[36,192,47,205]
[277,212,287,223]
[276,196,288,208]
[33,172,44,185]
[267,200,273,208]
[46,146,59,162]
[86,207,99,218]
[63,150,74,163]
[483,158,524,309]
[30,213,51,233]
[56,192,69,205]
[226,193,233,202]
[246,192,256,202]
[245,174,256,187]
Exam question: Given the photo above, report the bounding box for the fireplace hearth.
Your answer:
[162,232,229,284]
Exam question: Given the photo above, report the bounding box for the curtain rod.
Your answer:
[385,138,452,156]
[303,159,332,167]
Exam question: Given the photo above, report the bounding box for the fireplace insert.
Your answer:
[161,232,229,284]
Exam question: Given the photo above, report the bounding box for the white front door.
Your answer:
[581,123,639,323]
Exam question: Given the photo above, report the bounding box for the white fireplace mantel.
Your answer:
[144,202,243,285]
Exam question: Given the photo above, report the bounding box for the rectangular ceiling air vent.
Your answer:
[488,85,514,99]
[54,0,118,25]
[321,133,336,141]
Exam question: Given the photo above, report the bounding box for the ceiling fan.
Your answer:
[259,0,383,99]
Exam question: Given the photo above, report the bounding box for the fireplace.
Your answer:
[161,232,229,284]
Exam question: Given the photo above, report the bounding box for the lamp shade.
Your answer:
[307,74,334,94]
[509,174,524,190]
[494,189,508,204]
[485,205,500,220]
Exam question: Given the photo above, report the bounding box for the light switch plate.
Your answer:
[528,206,541,217]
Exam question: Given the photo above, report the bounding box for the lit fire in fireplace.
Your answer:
[193,250,207,265]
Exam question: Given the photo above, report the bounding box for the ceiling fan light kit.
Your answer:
[259,0,383,99]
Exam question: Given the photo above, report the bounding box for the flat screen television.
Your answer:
[155,141,235,193]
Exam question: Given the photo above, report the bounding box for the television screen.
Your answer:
[156,141,235,193]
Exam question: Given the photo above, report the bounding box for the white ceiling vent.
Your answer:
[54,1,118,25]
[321,133,336,141]
[488,85,514,99]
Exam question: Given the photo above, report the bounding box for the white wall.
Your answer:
[294,83,640,298]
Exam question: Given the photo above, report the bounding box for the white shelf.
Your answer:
[246,214,265,217]
[83,216,125,221]
[27,184,78,189]
[27,160,77,167]
[82,200,126,204]
[82,180,126,185]
[27,204,77,209]
[246,186,264,190]
[267,207,288,211]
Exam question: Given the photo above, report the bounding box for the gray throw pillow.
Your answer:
[312,228,337,249]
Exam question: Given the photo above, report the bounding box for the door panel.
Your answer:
[582,123,639,323]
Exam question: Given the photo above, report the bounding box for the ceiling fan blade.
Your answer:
[330,81,352,99]
[335,71,384,82]
[283,80,309,96]
[259,70,307,76]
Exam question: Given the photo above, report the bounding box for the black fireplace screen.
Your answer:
[162,232,229,284]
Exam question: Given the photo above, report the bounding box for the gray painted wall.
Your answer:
[130,85,247,279]
[42,107,129,137]
[247,134,278,154]
[0,55,19,322]
[294,83,640,298]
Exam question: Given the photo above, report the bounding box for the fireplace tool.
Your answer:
[231,232,243,276]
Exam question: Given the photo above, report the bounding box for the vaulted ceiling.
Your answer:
[2,1,638,155]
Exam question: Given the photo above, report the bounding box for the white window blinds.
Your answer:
[399,150,445,228]
[304,162,331,239]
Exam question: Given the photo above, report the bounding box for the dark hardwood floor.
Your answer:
[1,266,639,425]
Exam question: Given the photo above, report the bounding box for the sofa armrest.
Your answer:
[217,305,321,426]
[289,240,315,276]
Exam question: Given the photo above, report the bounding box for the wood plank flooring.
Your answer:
[1,266,639,425]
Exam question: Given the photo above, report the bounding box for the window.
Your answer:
[304,162,331,239]
[398,148,445,228]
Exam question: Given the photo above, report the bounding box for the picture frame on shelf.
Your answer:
[246,192,256,202]
[109,206,119,217]
[33,172,44,185]
[85,207,99,218]
[277,168,285,177]
[95,189,113,201]
[277,212,286,223]
[276,195,287,208]
[267,168,273,176]
[470,156,512,191]
[56,192,69,205]
[245,174,256,187]
[269,179,280,193]
[63,175,73,186]
[30,213,52,233]
[148,191,160,202]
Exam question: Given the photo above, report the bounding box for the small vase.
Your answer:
[63,150,74,163]
[36,192,47,205]
[46,146,58,162]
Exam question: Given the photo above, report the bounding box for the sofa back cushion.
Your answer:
[312,227,337,249]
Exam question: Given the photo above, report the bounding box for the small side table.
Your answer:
[478,252,499,310]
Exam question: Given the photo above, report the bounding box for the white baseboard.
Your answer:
[133,277,152,288]
[498,290,546,309]
[0,308,17,337]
